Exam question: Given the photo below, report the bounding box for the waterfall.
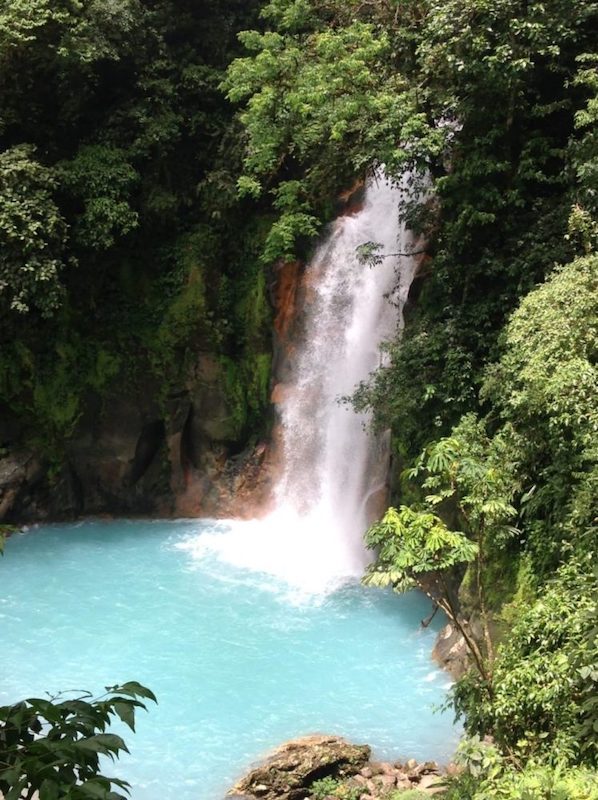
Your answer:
[187,173,418,595]
[274,174,416,536]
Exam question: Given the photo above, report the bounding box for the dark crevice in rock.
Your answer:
[66,462,85,517]
[180,405,198,470]
[127,420,165,487]
[226,438,248,458]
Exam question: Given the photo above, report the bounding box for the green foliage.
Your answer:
[449,736,598,800]
[482,254,598,575]
[244,352,272,429]
[148,250,207,390]
[362,205,597,798]
[234,263,270,347]
[0,0,273,466]
[226,21,403,175]
[59,146,139,250]
[568,55,598,253]
[408,417,519,548]
[486,256,597,453]
[217,352,272,441]
[225,3,443,261]
[0,146,69,316]
[362,249,598,790]
[0,1,71,58]
[455,558,597,766]
[348,0,595,462]
[309,776,360,800]
[368,252,598,775]
[352,322,477,460]
[0,0,143,70]
[480,766,598,800]
[262,208,319,265]
[364,505,478,594]
[366,415,522,678]
[0,682,156,800]
[0,335,121,464]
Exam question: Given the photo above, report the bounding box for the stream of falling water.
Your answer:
[182,173,418,595]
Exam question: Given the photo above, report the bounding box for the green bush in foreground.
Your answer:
[449,737,598,800]
[0,682,156,800]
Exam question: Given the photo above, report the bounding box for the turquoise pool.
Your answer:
[0,519,458,799]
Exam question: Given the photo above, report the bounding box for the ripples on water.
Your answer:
[0,519,458,800]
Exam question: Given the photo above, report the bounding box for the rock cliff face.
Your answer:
[0,255,305,524]
[0,351,275,523]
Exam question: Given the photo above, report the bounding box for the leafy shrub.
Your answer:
[453,557,597,767]
[450,737,598,800]
[0,682,156,800]
[0,146,69,317]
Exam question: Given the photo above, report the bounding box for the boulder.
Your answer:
[432,622,470,679]
[418,773,445,794]
[0,450,42,521]
[228,735,371,800]
[372,774,395,789]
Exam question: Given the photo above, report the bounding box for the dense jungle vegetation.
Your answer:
[0,1,597,798]
[0,0,273,470]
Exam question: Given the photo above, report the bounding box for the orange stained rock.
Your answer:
[338,178,366,216]
[273,260,303,340]
[271,382,294,405]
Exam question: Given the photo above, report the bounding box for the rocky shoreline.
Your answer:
[228,735,456,800]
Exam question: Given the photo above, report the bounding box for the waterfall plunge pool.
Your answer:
[0,519,459,799]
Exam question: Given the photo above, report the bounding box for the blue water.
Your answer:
[0,520,458,799]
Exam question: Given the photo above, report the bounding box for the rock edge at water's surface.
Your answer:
[228,735,453,800]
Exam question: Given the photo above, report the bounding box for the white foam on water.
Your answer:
[177,507,364,599]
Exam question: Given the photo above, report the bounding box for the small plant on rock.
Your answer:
[309,776,361,800]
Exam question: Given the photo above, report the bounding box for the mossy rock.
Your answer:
[229,735,371,800]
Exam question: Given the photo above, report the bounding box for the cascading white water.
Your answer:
[184,173,418,595]
[274,174,416,539]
